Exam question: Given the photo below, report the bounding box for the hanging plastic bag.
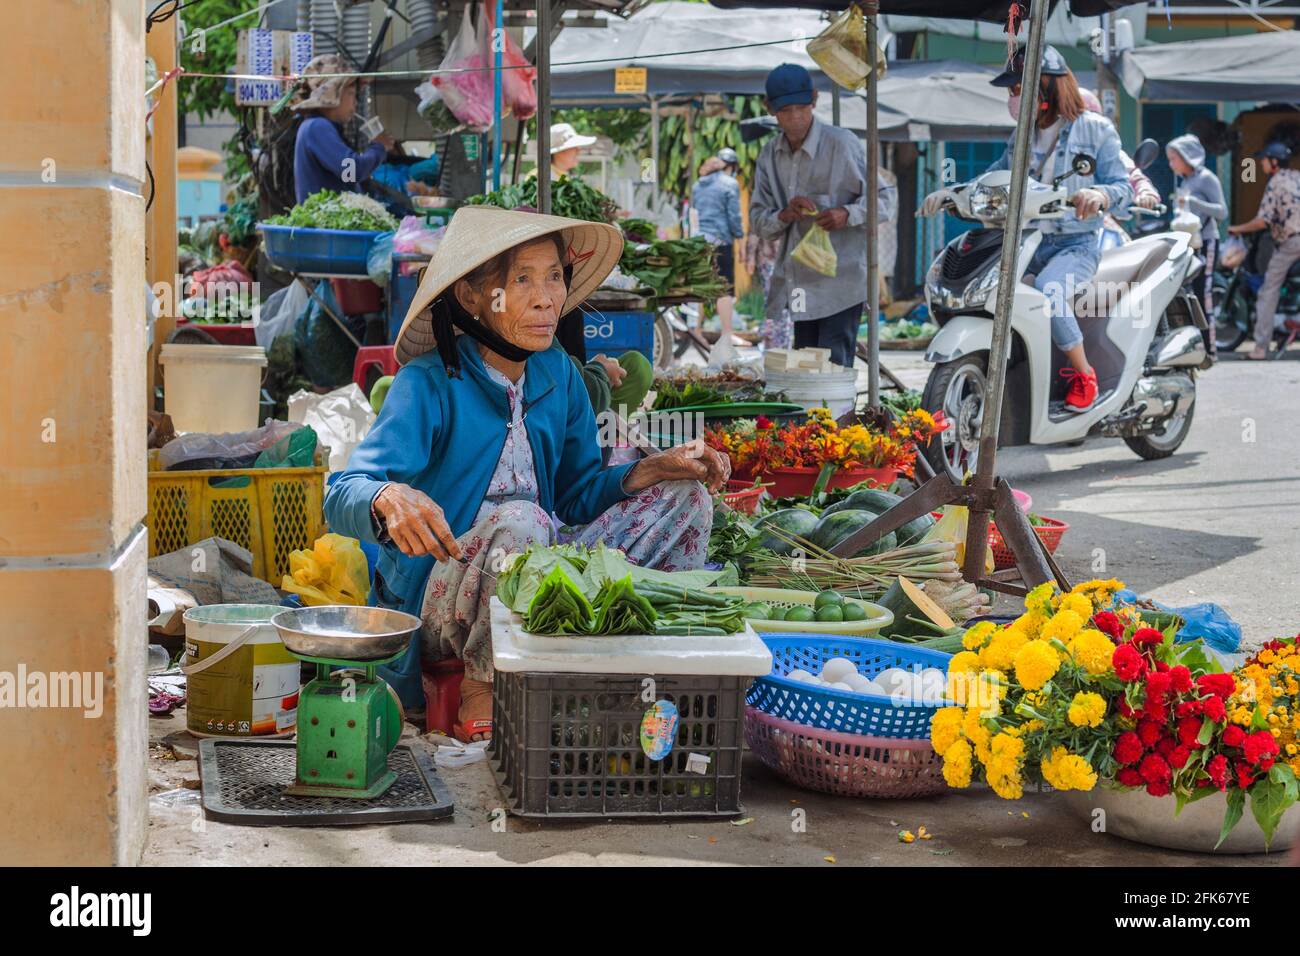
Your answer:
[481,0,537,120]
[807,4,887,92]
[367,230,395,287]
[281,533,371,606]
[1219,234,1247,269]
[255,280,309,349]
[428,6,494,130]
[790,213,838,278]
[921,505,995,575]
[392,215,445,257]
[1170,206,1203,249]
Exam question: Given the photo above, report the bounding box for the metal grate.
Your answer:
[199,739,454,826]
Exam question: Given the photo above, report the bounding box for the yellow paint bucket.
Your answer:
[182,604,300,737]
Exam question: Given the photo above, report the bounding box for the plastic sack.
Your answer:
[482,0,536,120]
[295,281,364,388]
[790,219,838,278]
[1220,235,1247,270]
[287,383,376,472]
[256,281,309,349]
[921,505,994,575]
[368,230,395,287]
[393,215,445,257]
[1170,206,1203,249]
[280,533,371,607]
[428,6,494,130]
[159,420,305,470]
[1114,588,1242,654]
[807,3,887,92]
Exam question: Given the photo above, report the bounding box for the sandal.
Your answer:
[454,678,493,743]
[453,718,493,743]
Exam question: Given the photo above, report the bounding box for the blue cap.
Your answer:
[765,63,814,111]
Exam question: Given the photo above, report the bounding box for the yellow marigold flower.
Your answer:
[941,739,973,789]
[1055,592,1094,620]
[1018,609,1047,639]
[948,651,980,674]
[930,706,964,755]
[1040,609,1084,646]
[1024,719,1045,732]
[980,629,1029,672]
[1069,629,1115,676]
[1040,746,1099,792]
[1072,578,1124,607]
[964,708,992,763]
[1230,706,1253,726]
[1014,640,1061,691]
[990,774,1024,800]
[1026,582,1057,616]
[962,620,998,651]
[1067,691,1107,728]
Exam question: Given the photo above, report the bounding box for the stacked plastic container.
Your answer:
[744,635,953,798]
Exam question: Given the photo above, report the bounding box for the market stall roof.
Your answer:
[708,0,1134,19]
[541,2,893,102]
[880,2,1146,45]
[1117,30,1300,103]
[820,59,1017,142]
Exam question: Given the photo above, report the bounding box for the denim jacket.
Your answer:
[691,171,744,245]
[988,112,1132,236]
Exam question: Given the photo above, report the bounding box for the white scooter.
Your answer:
[918,144,1209,481]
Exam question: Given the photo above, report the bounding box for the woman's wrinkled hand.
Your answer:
[593,353,627,388]
[373,483,463,562]
[625,440,731,494]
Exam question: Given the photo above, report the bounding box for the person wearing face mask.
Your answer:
[920,46,1133,412]
[325,207,728,738]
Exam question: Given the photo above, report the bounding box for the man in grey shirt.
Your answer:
[750,63,897,366]
[1167,134,1226,355]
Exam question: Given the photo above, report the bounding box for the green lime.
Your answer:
[840,602,868,622]
[813,590,845,609]
[815,605,844,623]
[746,602,774,620]
[765,606,786,621]
[784,606,816,623]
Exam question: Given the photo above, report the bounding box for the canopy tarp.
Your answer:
[1118,30,1300,103]
[542,2,892,101]
[709,0,1133,19]
[881,3,1146,45]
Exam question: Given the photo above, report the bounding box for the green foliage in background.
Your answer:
[175,0,259,121]
[656,96,767,201]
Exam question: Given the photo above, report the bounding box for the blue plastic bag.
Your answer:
[1115,588,1241,654]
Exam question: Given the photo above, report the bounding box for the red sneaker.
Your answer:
[1061,367,1098,412]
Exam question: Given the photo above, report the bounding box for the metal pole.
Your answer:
[831,85,841,127]
[650,95,660,200]
[865,11,880,408]
[492,0,504,191]
[536,0,552,214]
[963,0,1051,581]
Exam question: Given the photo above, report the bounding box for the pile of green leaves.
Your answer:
[523,566,596,635]
[265,190,399,232]
[651,378,773,411]
[879,320,939,341]
[466,175,619,224]
[590,576,658,635]
[619,236,726,300]
[619,218,657,242]
[707,500,762,571]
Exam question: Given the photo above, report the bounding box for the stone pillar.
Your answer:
[0,0,148,865]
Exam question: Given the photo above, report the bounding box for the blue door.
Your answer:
[1140,103,1218,205]
[943,142,1006,244]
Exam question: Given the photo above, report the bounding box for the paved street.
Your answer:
[143,349,1300,866]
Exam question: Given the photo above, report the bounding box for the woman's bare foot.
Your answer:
[456,677,493,742]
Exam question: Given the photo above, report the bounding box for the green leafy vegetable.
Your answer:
[265,190,398,232]
[466,175,619,223]
[590,575,658,635]
[523,566,594,635]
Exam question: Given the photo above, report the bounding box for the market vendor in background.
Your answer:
[544,122,596,179]
[291,54,396,204]
[324,207,728,740]
[750,63,897,368]
[691,148,745,366]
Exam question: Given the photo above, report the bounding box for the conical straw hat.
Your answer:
[393,205,624,366]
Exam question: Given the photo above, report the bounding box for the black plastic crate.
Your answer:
[489,671,748,818]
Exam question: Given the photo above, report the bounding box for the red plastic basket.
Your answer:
[989,516,1069,570]
[743,706,947,798]
[722,479,766,514]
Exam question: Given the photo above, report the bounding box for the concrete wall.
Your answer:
[0,0,148,866]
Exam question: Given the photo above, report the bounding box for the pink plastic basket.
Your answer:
[744,706,947,798]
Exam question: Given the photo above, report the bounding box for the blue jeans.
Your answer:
[1025,233,1100,351]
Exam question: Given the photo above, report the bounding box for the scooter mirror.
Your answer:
[1132,139,1159,170]
[1071,153,1096,177]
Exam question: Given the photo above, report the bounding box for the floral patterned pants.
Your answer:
[419,480,712,682]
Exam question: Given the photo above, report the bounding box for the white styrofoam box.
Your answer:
[489,598,773,676]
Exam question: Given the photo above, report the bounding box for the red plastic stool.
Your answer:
[422,658,465,736]
[353,345,398,395]
[330,277,383,316]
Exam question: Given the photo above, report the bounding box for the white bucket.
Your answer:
[182,604,299,738]
[160,344,267,434]
[765,365,859,418]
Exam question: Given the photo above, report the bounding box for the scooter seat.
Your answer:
[1074,239,1177,319]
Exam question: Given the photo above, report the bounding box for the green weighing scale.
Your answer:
[270,606,420,800]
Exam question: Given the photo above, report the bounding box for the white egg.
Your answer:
[787,668,813,683]
[860,680,886,696]
[820,657,858,684]
[876,667,912,697]
[843,672,874,694]
[828,681,854,692]
[920,669,947,703]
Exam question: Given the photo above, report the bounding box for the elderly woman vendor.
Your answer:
[324,207,729,740]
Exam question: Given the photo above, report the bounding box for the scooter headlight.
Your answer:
[962,267,999,308]
[968,183,1009,222]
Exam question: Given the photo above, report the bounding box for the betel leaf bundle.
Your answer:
[523,566,594,635]
[590,575,657,635]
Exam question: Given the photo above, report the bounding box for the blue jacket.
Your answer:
[988,111,1133,236]
[691,170,744,245]
[294,116,387,204]
[324,335,635,703]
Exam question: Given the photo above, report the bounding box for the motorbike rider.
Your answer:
[1227,141,1300,360]
[1166,134,1226,355]
[921,47,1133,412]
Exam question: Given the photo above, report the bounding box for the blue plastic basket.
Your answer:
[258,224,383,276]
[746,635,953,739]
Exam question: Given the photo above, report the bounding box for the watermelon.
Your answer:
[878,576,956,638]
[897,511,937,546]
[822,487,904,517]
[753,508,819,555]
[808,509,897,557]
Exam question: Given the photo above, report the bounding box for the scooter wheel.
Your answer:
[1123,397,1195,461]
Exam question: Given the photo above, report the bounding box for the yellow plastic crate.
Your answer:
[147,450,328,585]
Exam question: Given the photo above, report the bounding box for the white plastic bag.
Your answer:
[288,384,376,473]
[1171,206,1203,250]
[256,281,309,348]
